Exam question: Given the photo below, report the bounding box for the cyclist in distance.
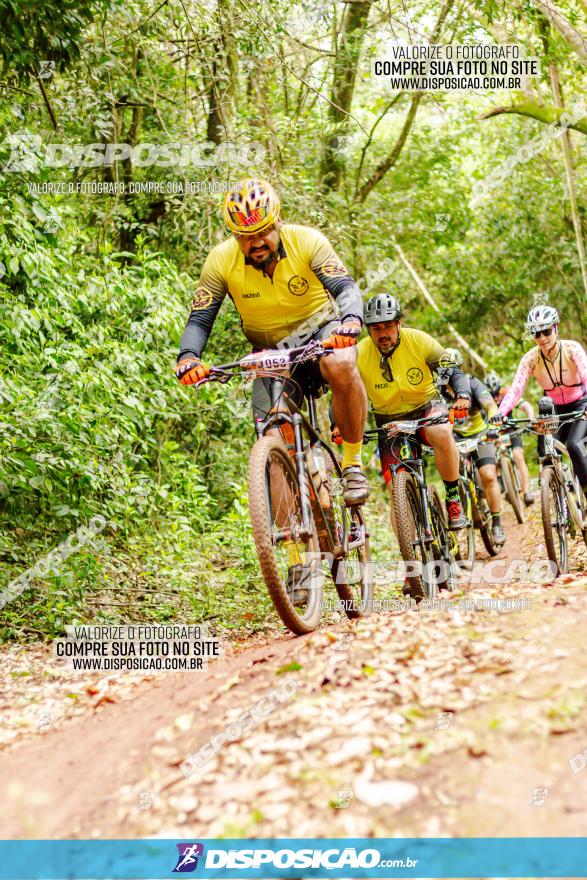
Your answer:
[442,350,506,547]
[495,305,587,493]
[485,370,535,506]
[356,294,472,530]
[174,177,369,506]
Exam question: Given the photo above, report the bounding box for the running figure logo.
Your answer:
[173,843,205,872]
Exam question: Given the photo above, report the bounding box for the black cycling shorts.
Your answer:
[510,433,524,450]
[251,320,340,422]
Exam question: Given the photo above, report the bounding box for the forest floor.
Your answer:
[1,501,587,841]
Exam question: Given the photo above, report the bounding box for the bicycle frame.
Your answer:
[198,343,363,560]
[364,417,447,550]
[254,377,359,558]
[506,410,585,532]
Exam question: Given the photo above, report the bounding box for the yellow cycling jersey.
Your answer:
[453,408,487,438]
[192,224,349,349]
[357,328,445,417]
[452,375,495,437]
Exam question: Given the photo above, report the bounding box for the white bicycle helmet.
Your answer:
[526,304,559,334]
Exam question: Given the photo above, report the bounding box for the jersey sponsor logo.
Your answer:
[191,286,213,310]
[242,291,261,299]
[288,274,309,296]
[374,382,389,389]
[407,367,424,385]
[318,259,348,278]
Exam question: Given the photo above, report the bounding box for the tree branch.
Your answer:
[480,97,587,135]
[353,92,403,197]
[32,69,58,130]
[532,0,587,66]
[355,0,455,202]
[357,93,421,203]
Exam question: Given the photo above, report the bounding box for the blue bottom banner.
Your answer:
[0,837,586,878]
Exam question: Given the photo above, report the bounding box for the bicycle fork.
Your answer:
[292,412,315,541]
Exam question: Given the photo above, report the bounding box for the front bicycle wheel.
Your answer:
[455,477,475,571]
[248,435,324,634]
[500,454,525,524]
[332,500,373,618]
[540,466,568,576]
[473,471,499,558]
[428,485,458,594]
[392,470,429,602]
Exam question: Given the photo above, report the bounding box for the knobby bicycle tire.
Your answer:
[500,453,524,524]
[392,470,428,601]
[332,504,373,618]
[540,466,568,576]
[455,478,475,571]
[428,485,458,594]
[473,470,499,558]
[248,435,323,634]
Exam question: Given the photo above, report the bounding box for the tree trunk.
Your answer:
[206,0,238,145]
[549,64,587,324]
[320,0,373,191]
[533,0,587,65]
[481,97,587,135]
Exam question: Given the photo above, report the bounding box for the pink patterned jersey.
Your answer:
[498,339,587,415]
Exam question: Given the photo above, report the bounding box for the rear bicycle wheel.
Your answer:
[540,466,568,576]
[248,435,324,634]
[392,470,429,602]
[500,453,525,524]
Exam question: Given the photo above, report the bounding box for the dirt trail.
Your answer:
[1,504,587,840]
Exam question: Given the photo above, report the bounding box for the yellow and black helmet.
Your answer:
[222,178,280,237]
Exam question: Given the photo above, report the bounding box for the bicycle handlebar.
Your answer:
[503,409,585,434]
[191,341,333,388]
[363,413,450,442]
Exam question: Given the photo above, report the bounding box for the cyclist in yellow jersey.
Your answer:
[174,178,369,507]
[442,349,505,546]
[357,294,472,530]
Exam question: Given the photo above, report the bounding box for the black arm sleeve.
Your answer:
[178,298,224,361]
[315,273,364,324]
[448,367,471,399]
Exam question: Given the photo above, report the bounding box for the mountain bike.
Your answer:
[455,433,500,558]
[495,427,525,524]
[192,340,372,634]
[505,404,587,575]
[364,415,458,601]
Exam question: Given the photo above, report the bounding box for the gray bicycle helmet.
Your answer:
[484,371,502,395]
[364,293,403,325]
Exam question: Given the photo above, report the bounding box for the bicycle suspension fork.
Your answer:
[292,412,315,539]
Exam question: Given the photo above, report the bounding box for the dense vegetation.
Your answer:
[0,0,585,639]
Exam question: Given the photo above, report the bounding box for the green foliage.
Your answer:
[0,0,114,81]
[0,0,586,640]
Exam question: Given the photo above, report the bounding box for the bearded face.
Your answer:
[237,225,280,269]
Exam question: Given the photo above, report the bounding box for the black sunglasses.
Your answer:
[534,327,554,338]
